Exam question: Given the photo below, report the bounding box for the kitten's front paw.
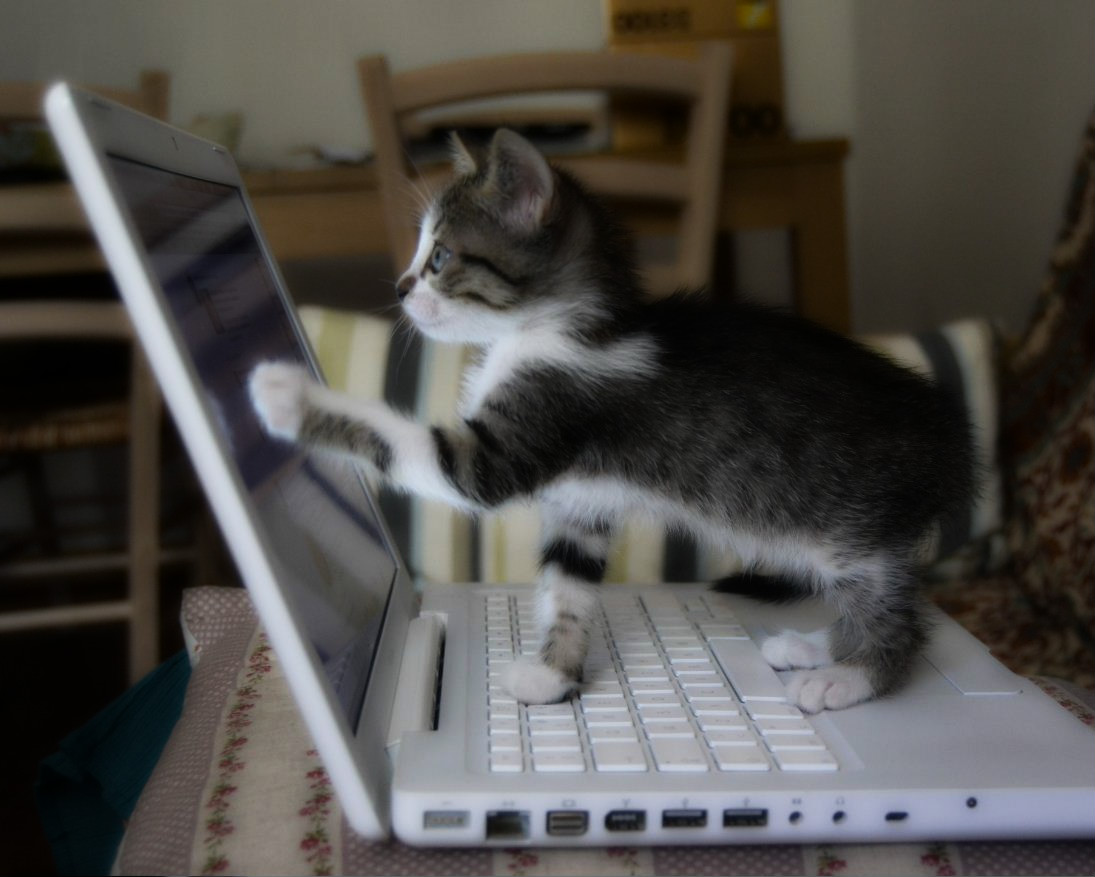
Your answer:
[502,657,577,705]
[761,630,831,670]
[784,664,873,713]
[249,361,312,440]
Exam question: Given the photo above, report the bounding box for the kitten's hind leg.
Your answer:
[502,511,612,705]
[782,560,929,713]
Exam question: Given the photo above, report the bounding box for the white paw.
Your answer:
[761,630,831,670]
[249,361,311,440]
[784,664,874,713]
[501,657,576,705]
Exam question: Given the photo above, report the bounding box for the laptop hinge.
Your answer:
[385,614,445,761]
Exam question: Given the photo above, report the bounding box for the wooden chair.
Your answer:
[358,44,732,295]
[0,71,170,684]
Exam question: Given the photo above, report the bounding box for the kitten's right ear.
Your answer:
[449,132,478,177]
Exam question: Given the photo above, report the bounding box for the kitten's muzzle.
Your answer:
[396,273,414,301]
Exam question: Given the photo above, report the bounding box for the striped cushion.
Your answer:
[299,306,1004,586]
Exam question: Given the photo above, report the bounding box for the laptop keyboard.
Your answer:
[484,590,839,774]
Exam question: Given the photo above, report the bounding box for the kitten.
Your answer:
[249,129,975,713]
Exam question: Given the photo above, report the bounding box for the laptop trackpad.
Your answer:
[923,631,1023,695]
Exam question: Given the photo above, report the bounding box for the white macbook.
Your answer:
[46,82,1095,846]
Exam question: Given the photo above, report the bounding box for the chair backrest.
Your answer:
[0,69,169,122]
[358,45,732,295]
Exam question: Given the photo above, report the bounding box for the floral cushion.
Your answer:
[116,587,1095,876]
[1001,108,1095,657]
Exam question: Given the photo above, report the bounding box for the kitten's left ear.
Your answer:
[449,132,478,177]
[486,129,555,232]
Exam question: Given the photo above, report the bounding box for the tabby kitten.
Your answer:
[249,129,975,713]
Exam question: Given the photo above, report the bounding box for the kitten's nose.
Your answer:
[396,274,415,301]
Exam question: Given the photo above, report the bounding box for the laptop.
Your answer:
[46,82,1095,846]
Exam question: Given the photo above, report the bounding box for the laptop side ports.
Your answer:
[546,810,588,836]
[604,809,646,832]
[485,810,529,840]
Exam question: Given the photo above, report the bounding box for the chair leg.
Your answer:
[127,346,161,683]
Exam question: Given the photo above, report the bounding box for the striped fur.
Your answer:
[250,130,976,712]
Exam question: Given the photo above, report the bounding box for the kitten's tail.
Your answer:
[710,571,807,604]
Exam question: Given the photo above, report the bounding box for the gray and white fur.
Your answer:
[249,129,975,713]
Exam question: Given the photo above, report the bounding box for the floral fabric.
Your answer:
[116,587,1095,877]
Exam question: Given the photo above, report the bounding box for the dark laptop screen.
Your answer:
[108,154,398,729]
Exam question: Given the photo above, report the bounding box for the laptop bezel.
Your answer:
[45,82,417,837]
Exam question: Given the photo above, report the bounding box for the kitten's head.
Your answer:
[396,129,637,344]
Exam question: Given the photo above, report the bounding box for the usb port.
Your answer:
[485,810,529,840]
[605,810,646,832]
[723,808,768,828]
[662,808,707,828]
[546,810,588,836]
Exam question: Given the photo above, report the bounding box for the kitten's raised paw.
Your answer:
[784,664,873,713]
[761,630,831,670]
[502,657,577,705]
[249,361,311,440]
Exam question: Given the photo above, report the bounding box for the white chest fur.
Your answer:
[460,327,659,418]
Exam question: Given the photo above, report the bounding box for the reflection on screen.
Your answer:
[108,155,397,729]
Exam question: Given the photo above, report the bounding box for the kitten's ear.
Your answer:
[485,128,554,232]
[449,132,478,177]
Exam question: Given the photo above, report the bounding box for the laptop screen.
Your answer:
[109,154,398,730]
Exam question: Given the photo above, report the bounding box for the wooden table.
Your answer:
[0,138,850,332]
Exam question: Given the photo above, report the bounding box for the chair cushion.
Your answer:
[298,305,1003,587]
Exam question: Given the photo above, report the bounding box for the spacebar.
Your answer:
[709,638,787,702]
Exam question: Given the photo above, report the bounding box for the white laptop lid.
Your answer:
[45,82,417,837]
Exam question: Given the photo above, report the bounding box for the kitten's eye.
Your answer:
[429,242,453,274]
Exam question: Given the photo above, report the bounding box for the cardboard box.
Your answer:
[605,0,785,146]
[605,0,779,42]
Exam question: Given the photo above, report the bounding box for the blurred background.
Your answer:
[1,1,1092,872]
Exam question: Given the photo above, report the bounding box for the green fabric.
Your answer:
[35,650,190,875]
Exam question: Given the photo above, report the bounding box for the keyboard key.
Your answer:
[631,693,681,707]
[528,721,578,736]
[489,718,519,736]
[583,682,625,696]
[699,623,749,639]
[755,718,816,736]
[709,638,787,702]
[592,742,648,772]
[747,703,804,720]
[527,703,575,720]
[587,725,639,743]
[691,703,739,716]
[581,702,628,715]
[490,750,524,772]
[713,747,770,771]
[637,706,688,723]
[628,680,675,694]
[772,749,838,771]
[649,737,709,771]
[489,703,518,720]
[530,734,581,752]
[766,733,827,751]
[684,687,734,702]
[584,715,634,727]
[697,716,749,732]
[644,722,696,738]
[704,728,756,746]
[533,751,586,772]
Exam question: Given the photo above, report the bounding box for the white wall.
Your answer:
[2,0,1092,332]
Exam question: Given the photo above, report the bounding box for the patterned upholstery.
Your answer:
[930,109,1095,688]
[297,306,1006,588]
